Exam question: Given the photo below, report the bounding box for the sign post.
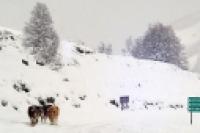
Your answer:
[190,112,192,125]
[188,97,200,125]
[120,96,129,111]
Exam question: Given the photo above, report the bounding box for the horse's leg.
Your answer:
[41,116,43,123]
[36,118,38,124]
[30,118,34,125]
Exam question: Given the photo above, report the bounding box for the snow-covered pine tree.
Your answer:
[23,2,59,64]
[132,23,188,70]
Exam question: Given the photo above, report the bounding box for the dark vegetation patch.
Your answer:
[1,100,8,107]
[79,95,87,100]
[76,47,93,54]
[13,80,30,93]
[168,104,184,109]
[37,96,55,105]
[36,60,45,66]
[72,103,81,108]
[12,105,18,111]
[22,59,29,66]
[109,99,119,108]
[65,97,69,101]
[63,78,69,82]
[46,97,55,104]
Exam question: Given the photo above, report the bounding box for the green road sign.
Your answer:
[187,97,200,125]
[188,97,200,112]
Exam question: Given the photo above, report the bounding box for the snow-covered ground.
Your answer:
[0,27,200,132]
[173,16,200,73]
[1,108,200,133]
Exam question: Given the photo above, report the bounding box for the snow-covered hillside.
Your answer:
[0,26,21,42]
[173,15,200,73]
[0,27,200,132]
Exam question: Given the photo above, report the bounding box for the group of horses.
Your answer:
[28,104,60,126]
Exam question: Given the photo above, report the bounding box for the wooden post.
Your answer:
[190,112,193,125]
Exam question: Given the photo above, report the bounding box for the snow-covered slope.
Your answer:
[173,15,200,73]
[176,23,200,72]
[0,26,22,51]
[0,28,200,132]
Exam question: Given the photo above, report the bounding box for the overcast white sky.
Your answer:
[0,0,200,53]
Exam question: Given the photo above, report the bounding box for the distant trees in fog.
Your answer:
[123,23,188,70]
[98,42,112,55]
[22,3,188,70]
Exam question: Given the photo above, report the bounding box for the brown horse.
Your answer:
[47,105,60,125]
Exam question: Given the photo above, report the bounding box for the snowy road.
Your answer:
[0,108,200,133]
